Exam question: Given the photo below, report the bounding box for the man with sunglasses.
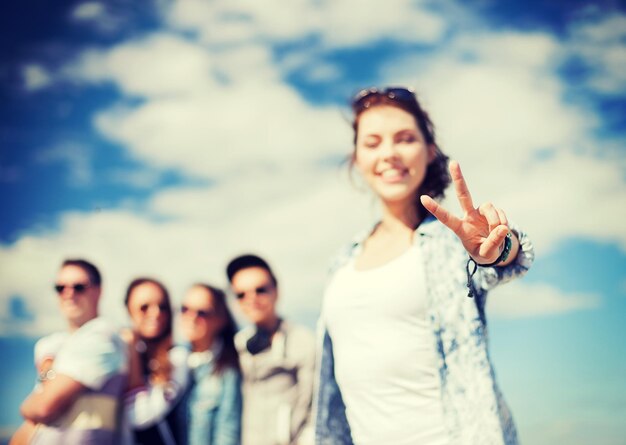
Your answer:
[226,254,315,445]
[16,259,127,445]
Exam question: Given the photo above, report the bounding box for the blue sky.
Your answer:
[1,1,625,443]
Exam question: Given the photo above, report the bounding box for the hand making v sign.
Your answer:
[420,160,520,267]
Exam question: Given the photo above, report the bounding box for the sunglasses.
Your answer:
[234,285,273,300]
[54,283,92,294]
[180,305,217,319]
[139,303,170,314]
[351,87,417,111]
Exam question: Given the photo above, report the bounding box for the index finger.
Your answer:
[420,195,462,235]
[450,160,474,213]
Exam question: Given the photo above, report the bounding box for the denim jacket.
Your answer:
[315,215,534,445]
[176,348,242,445]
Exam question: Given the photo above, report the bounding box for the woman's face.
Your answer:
[127,282,170,340]
[180,286,225,345]
[354,105,434,209]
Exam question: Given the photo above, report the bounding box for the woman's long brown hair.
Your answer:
[193,283,240,374]
[125,277,173,385]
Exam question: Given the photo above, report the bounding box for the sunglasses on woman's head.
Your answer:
[54,283,91,294]
[351,87,417,111]
[180,305,216,319]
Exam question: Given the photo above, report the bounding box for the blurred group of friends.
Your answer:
[13,254,315,445]
[12,87,535,445]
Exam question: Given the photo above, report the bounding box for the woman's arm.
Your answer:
[472,225,535,291]
[212,368,242,445]
[20,374,85,424]
[124,346,189,428]
[9,420,37,445]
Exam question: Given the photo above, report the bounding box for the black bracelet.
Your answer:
[466,232,514,298]
[477,232,512,267]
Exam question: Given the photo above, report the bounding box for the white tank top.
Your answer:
[323,243,449,445]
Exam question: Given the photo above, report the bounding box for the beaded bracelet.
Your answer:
[465,232,513,298]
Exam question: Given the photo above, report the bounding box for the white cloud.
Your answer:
[452,31,562,71]
[384,30,588,163]
[68,34,217,97]
[0,167,373,336]
[572,14,626,44]
[70,1,126,33]
[318,0,445,48]
[301,63,342,83]
[22,64,51,91]
[166,0,446,48]
[66,37,353,179]
[72,2,105,20]
[6,1,626,338]
[107,168,163,189]
[91,85,348,178]
[488,281,600,318]
[568,13,626,93]
[34,143,92,187]
[497,151,626,252]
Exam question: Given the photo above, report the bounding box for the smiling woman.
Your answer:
[177,283,242,445]
[122,278,188,445]
[315,87,535,445]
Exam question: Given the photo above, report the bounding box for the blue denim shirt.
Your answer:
[176,351,242,445]
[315,216,534,445]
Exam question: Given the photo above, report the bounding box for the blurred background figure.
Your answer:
[176,283,242,445]
[13,259,127,445]
[226,254,315,445]
[122,278,188,445]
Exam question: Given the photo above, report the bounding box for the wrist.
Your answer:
[38,368,57,382]
[477,232,512,267]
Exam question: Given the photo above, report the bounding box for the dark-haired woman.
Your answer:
[176,284,242,445]
[315,87,535,445]
[122,278,188,445]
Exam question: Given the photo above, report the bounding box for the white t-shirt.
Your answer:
[323,243,449,445]
[31,317,128,445]
[35,317,127,389]
[51,317,128,389]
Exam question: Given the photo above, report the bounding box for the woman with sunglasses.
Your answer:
[122,278,188,445]
[176,283,242,445]
[315,87,534,445]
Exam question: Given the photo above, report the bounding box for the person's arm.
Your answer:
[20,374,85,424]
[12,338,61,439]
[290,331,316,444]
[23,320,127,425]
[473,225,534,291]
[9,420,37,445]
[212,368,242,445]
[124,346,189,428]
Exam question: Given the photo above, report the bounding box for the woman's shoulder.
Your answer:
[327,225,375,273]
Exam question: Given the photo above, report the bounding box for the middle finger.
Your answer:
[478,202,501,232]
